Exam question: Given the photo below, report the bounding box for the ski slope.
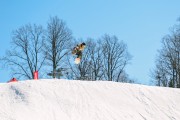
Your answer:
[0,79,180,120]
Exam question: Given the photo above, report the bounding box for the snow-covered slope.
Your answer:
[0,79,180,120]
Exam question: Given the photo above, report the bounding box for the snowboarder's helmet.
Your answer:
[82,42,86,46]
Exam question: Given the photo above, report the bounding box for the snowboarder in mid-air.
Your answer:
[72,42,86,64]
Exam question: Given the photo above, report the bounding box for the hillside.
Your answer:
[0,79,180,120]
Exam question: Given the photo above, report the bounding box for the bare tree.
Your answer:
[45,16,72,78]
[76,39,104,80]
[100,34,132,82]
[66,35,132,82]
[1,24,46,79]
[66,40,93,80]
[88,39,104,80]
[153,19,180,88]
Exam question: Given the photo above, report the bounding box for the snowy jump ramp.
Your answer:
[0,79,180,120]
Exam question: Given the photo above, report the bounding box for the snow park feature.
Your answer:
[0,79,180,120]
[7,78,18,83]
[33,71,38,80]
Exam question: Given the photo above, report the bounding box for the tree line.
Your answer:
[152,18,180,88]
[1,16,133,83]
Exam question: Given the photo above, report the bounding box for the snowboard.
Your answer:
[74,58,81,64]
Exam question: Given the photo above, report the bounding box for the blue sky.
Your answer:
[0,0,180,84]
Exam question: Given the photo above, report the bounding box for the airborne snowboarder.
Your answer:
[72,42,86,64]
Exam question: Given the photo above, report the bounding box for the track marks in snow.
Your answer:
[0,79,180,120]
[9,85,27,103]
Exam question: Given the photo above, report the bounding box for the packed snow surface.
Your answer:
[0,79,180,120]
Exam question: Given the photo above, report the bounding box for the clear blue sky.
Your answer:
[0,0,180,84]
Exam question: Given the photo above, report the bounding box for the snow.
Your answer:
[0,79,180,120]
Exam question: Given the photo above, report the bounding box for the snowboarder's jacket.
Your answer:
[72,42,86,59]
